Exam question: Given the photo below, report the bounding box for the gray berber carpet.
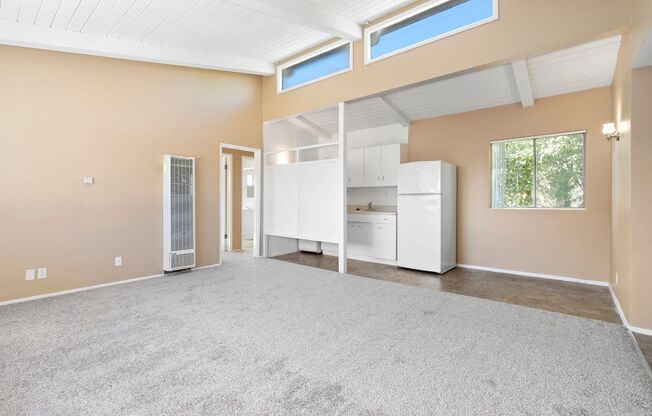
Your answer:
[1,253,651,415]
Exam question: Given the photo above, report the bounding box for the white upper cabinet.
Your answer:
[350,143,407,188]
[347,147,364,187]
[363,146,383,187]
[380,144,401,186]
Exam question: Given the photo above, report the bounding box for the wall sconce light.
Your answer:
[602,123,620,141]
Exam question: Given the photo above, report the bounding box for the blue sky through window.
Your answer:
[370,0,494,60]
[282,43,350,91]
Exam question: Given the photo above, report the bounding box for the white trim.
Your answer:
[364,0,499,65]
[192,263,220,271]
[0,20,274,75]
[489,129,587,144]
[221,153,233,252]
[0,263,220,307]
[265,142,337,156]
[609,284,652,336]
[227,0,362,41]
[277,40,352,94]
[456,263,608,287]
[219,143,263,259]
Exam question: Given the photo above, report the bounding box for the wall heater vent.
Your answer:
[163,155,196,272]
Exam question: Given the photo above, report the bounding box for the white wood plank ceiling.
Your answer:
[292,36,622,135]
[0,0,413,74]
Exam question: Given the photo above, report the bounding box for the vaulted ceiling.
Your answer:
[0,0,414,74]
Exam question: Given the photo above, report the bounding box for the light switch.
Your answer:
[26,269,35,281]
[83,176,94,185]
[37,268,47,279]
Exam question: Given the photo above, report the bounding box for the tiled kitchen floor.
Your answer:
[272,251,652,369]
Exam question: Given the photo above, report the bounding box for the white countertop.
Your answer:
[347,205,396,215]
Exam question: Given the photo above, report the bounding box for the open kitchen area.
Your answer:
[263,91,455,275]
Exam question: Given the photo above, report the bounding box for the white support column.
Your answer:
[338,102,348,274]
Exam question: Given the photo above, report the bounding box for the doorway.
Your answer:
[219,144,262,262]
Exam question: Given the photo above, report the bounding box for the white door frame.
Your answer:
[220,153,233,252]
[219,143,263,263]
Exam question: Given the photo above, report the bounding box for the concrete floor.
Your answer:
[273,251,652,369]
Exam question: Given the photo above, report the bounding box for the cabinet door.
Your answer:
[348,222,373,256]
[347,148,364,187]
[373,223,397,260]
[363,146,382,187]
[381,144,401,186]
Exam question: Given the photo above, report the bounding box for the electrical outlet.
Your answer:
[37,268,47,279]
[616,272,619,284]
[114,256,122,267]
[25,269,35,281]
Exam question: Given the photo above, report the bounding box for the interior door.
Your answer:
[347,147,364,187]
[398,194,441,272]
[381,144,400,186]
[363,146,382,187]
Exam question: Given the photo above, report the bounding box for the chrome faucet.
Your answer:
[367,202,373,210]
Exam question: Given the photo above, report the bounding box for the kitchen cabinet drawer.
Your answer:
[375,215,396,225]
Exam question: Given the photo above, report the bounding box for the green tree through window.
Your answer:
[491,132,585,208]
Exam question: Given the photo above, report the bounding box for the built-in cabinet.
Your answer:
[347,213,397,261]
[264,158,339,244]
[347,148,365,187]
[347,144,407,187]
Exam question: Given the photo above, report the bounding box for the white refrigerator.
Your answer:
[397,161,456,273]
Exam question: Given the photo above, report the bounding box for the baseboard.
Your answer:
[193,263,220,271]
[456,263,609,287]
[608,284,652,336]
[0,263,220,307]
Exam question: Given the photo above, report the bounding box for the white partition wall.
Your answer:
[264,164,298,238]
[263,104,348,272]
[298,160,339,243]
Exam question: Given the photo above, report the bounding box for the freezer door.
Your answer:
[398,161,441,195]
[398,194,442,272]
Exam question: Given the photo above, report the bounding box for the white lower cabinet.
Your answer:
[348,222,374,257]
[373,223,397,260]
[347,214,396,262]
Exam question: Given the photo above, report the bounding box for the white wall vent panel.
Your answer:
[163,155,196,272]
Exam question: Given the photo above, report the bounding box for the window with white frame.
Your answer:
[491,132,586,209]
[277,41,352,93]
[365,0,498,64]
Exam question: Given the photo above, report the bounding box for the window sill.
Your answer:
[490,207,587,211]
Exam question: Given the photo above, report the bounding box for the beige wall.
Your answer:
[262,0,631,121]
[610,33,633,322]
[610,0,652,330]
[409,88,612,281]
[0,45,262,302]
[630,67,652,329]
[222,148,255,251]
